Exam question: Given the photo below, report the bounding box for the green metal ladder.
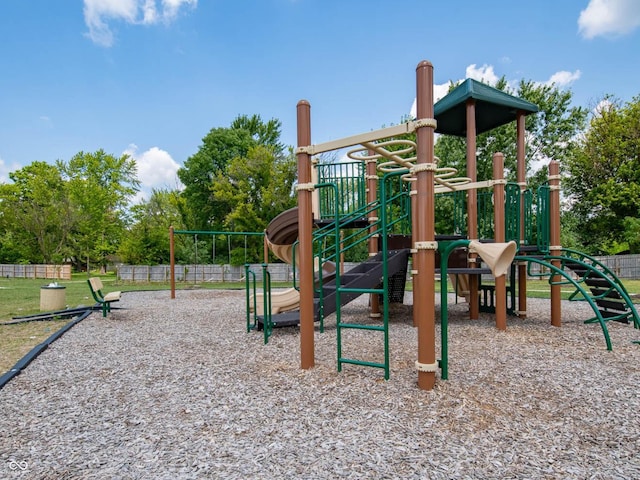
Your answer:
[313,169,411,379]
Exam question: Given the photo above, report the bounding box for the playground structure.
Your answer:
[237,60,640,391]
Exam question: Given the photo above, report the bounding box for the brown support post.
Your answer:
[516,111,527,319]
[366,155,380,317]
[549,160,562,327]
[466,99,479,320]
[493,153,507,331]
[169,226,176,299]
[297,100,315,369]
[414,61,437,391]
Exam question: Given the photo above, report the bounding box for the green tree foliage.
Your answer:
[0,150,140,268]
[178,114,283,232]
[176,114,292,264]
[623,217,640,253]
[230,114,284,154]
[565,96,640,253]
[0,162,72,263]
[59,149,140,270]
[178,127,255,231]
[212,145,297,264]
[118,189,186,264]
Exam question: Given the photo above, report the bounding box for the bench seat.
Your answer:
[88,278,121,317]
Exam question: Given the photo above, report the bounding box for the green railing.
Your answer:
[523,189,535,245]
[316,161,366,220]
[299,169,411,379]
[444,183,547,249]
[477,190,494,239]
[505,182,521,243]
[536,185,550,253]
[243,263,275,344]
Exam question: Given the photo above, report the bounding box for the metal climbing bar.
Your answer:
[514,255,612,350]
[298,122,419,156]
[559,249,640,329]
[261,264,273,344]
[244,264,258,332]
[514,249,640,350]
[335,170,411,380]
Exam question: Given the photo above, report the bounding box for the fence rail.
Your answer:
[117,254,640,284]
[0,264,72,280]
[116,264,298,283]
[524,254,640,279]
[5,254,638,284]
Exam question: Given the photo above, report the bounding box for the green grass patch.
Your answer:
[0,319,70,374]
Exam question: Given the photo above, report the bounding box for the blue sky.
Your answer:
[1,0,639,201]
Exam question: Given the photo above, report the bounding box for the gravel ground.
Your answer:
[1,289,640,479]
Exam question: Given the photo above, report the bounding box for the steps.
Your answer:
[563,258,638,325]
[515,249,640,350]
[256,249,410,330]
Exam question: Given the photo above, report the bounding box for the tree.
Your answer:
[118,189,186,264]
[212,145,297,264]
[178,124,257,231]
[230,114,284,155]
[0,162,72,263]
[59,149,140,271]
[177,114,288,264]
[565,95,640,253]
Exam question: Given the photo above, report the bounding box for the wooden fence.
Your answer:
[5,254,638,284]
[0,264,72,280]
[116,264,297,283]
[117,254,640,284]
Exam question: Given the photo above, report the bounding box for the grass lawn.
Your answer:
[1,274,639,376]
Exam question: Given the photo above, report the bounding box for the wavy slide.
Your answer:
[253,207,335,315]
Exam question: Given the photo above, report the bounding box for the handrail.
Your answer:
[261,264,273,344]
[515,255,613,350]
[559,249,640,329]
[244,264,258,332]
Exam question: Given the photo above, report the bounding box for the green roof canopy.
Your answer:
[434,78,539,137]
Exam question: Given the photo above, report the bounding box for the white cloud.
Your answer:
[409,64,582,119]
[578,0,640,39]
[593,97,615,116]
[465,64,500,85]
[0,155,22,184]
[83,0,197,47]
[124,144,182,202]
[409,83,451,118]
[545,70,582,87]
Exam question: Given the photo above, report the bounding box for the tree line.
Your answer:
[1,88,639,270]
